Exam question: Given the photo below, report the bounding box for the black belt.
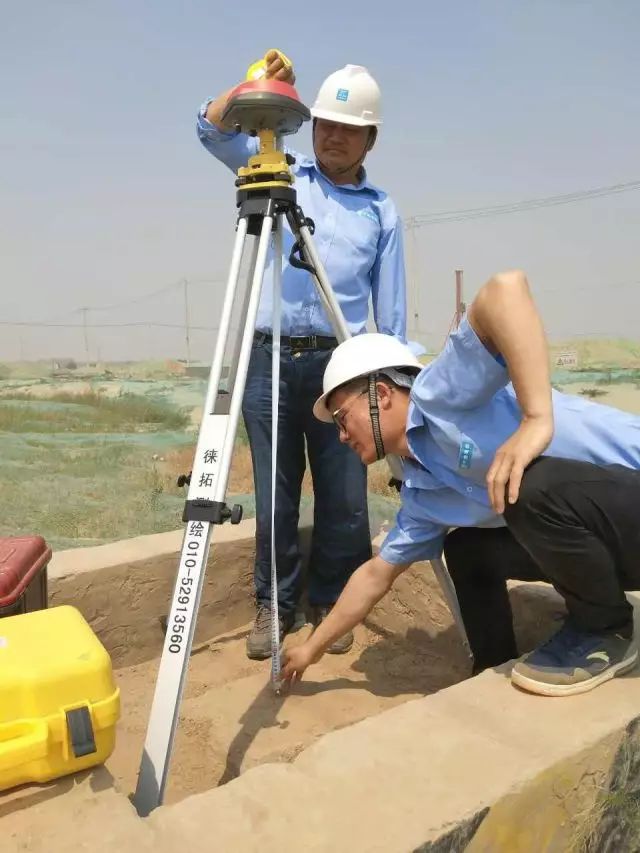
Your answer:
[253,332,338,351]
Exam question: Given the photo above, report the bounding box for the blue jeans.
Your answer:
[241,339,372,615]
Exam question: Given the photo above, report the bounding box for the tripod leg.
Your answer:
[430,554,472,658]
[226,236,260,398]
[294,222,350,342]
[133,211,276,816]
[213,213,275,503]
[201,217,250,417]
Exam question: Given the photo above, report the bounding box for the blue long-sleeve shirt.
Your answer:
[379,315,640,565]
[197,105,407,340]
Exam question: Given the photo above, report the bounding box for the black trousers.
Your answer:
[444,457,640,671]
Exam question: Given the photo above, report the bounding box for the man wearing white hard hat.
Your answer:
[197,51,408,659]
[282,270,640,698]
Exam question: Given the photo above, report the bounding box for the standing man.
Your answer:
[197,51,407,659]
[282,270,640,697]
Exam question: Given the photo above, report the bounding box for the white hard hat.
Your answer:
[310,64,382,127]
[313,334,421,422]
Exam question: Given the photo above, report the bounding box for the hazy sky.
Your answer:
[1,0,638,361]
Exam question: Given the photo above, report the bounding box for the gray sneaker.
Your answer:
[314,605,354,655]
[246,605,294,660]
[511,623,638,697]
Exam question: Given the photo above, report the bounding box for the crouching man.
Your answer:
[282,270,640,697]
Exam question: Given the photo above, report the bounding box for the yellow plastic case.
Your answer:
[0,605,120,791]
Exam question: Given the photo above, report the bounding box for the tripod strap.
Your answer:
[270,216,283,690]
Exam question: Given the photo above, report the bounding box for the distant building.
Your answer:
[554,350,579,369]
[52,358,78,371]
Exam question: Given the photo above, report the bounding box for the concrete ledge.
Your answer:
[49,522,257,667]
[6,664,640,852]
[144,593,640,852]
[3,591,640,850]
[0,769,157,853]
[6,527,640,851]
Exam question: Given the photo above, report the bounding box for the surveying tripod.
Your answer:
[133,72,470,817]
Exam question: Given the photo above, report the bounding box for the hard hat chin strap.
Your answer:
[367,373,385,460]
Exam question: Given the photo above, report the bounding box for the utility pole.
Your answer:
[183,279,191,366]
[454,269,465,329]
[81,308,90,363]
[409,227,421,339]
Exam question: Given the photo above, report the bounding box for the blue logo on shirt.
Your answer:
[357,207,378,224]
[336,88,349,102]
[458,440,474,469]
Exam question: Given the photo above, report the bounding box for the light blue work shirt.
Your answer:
[380,316,640,565]
[197,104,406,339]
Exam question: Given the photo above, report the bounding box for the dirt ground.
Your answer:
[0,369,620,809]
[559,381,640,415]
[106,568,565,806]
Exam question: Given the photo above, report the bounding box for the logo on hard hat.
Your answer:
[336,88,349,102]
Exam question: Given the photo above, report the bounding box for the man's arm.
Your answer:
[371,210,407,341]
[468,269,552,426]
[281,556,409,681]
[311,556,407,649]
[281,496,447,683]
[203,87,237,132]
[468,270,554,512]
[197,50,296,173]
[197,103,259,173]
[204,50,295,131]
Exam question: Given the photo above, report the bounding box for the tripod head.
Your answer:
[222,77,310,192]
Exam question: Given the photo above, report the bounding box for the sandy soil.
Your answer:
[559,382,640,415]
[106,568,564,806]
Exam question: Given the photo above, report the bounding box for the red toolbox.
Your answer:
[0,536,51,618]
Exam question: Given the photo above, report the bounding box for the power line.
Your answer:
[11,277,227,331]
[0,321,220,330]
[82,280,183,313]
[2,277,637,331]
[534,278,640,295]
[76,277,225,313]
[404,179,640,228]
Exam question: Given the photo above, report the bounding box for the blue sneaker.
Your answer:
[511,623,638,697]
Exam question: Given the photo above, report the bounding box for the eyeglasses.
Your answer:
[331,389,368,433]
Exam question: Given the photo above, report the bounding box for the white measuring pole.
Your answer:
[133,214,275,816]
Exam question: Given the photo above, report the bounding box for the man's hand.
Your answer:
[205,50,295,129]
[281,641,321,684]
[486,414,554,514]
[279,557,404,689]
[263,49,296,84]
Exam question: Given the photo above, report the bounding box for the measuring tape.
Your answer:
[270,213,284,692]
[243,48,293,691]
[244,49,292,692]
